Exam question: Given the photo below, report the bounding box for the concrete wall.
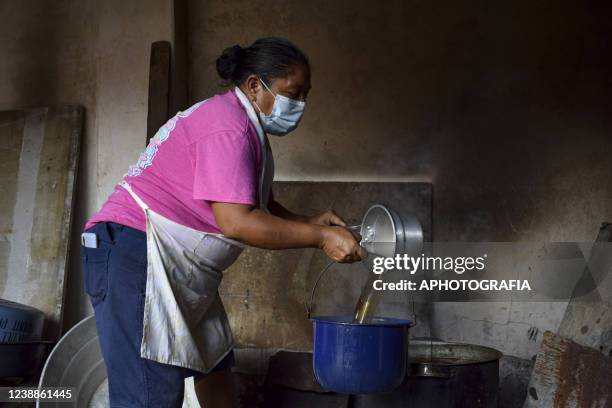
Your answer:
[188,0,612,361]
[0,0,610,368]
[0,0,177,331]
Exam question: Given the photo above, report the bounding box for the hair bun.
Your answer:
[216,44,244,82]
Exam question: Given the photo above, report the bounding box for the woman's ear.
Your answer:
[244,75,261,102]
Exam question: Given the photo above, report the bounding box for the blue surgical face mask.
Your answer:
[255,78,306,136]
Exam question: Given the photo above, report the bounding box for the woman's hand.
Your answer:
[320,226,365,263]
[308,209,346,227]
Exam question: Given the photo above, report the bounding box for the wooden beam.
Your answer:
[146,41,171,145]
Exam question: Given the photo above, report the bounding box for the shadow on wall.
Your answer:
[187,3,612,403]
[0,1,91,110]
[188,0,612,243]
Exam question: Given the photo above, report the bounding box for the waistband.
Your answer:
[85,221,145,245]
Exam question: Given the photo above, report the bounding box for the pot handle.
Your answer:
[410,363,451,379]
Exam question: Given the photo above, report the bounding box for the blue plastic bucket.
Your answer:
[312,315,412,394]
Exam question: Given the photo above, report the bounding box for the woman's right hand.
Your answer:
[320,226,366,263]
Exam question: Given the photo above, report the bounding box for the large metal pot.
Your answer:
[351,205,423,324]
[354,340,503,407]
[37,316,200,407]
[359,204,423,258]
[37,315,106,408]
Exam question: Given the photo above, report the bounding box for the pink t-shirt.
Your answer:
[85,89,265,234]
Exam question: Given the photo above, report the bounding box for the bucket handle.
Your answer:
[305,222,363,318]
[306,261,336,319]
[306,224,362,318]
[305,260,417,328]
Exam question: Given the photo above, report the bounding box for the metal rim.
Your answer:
[387,206,406,254]
[360,204,399,257]
[312,315,413,327]
[409,340,503,366]
[36,316,100,407]
[360,204,424,257]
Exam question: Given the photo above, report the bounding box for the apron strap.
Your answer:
[120,181,149,211]
[234,87,271,211]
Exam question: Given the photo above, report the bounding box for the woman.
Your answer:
[81,37,364,408]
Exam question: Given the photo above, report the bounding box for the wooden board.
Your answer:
[0,106,82,340]
[220,181,432,350]
[146,41,171,145]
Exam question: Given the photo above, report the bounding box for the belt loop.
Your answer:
[103,222,116,244]
[92,222,112,244]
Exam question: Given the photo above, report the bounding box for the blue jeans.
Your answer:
[81,222,234,407]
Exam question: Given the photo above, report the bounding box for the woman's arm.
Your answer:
[268,199,309,222]
[268,199,347,227]
[212,202,364,263]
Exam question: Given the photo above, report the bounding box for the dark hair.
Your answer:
[216,37,309,86]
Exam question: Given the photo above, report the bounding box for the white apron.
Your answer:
[123,87,273,373]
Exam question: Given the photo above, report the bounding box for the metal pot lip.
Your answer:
[360,204,424,256]
[311,314,413,327]
[409,340,503,365]
[362,204,397,237]
[409,358,500,367]
[38,316,97,390]
[363,204,394,219]
[360,204,399,258]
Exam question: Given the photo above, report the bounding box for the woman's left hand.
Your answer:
[307,210,346,227]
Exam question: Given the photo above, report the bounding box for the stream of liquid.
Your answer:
[352,225,385,324]
[353,261,398,324]
[352,270,384,323]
